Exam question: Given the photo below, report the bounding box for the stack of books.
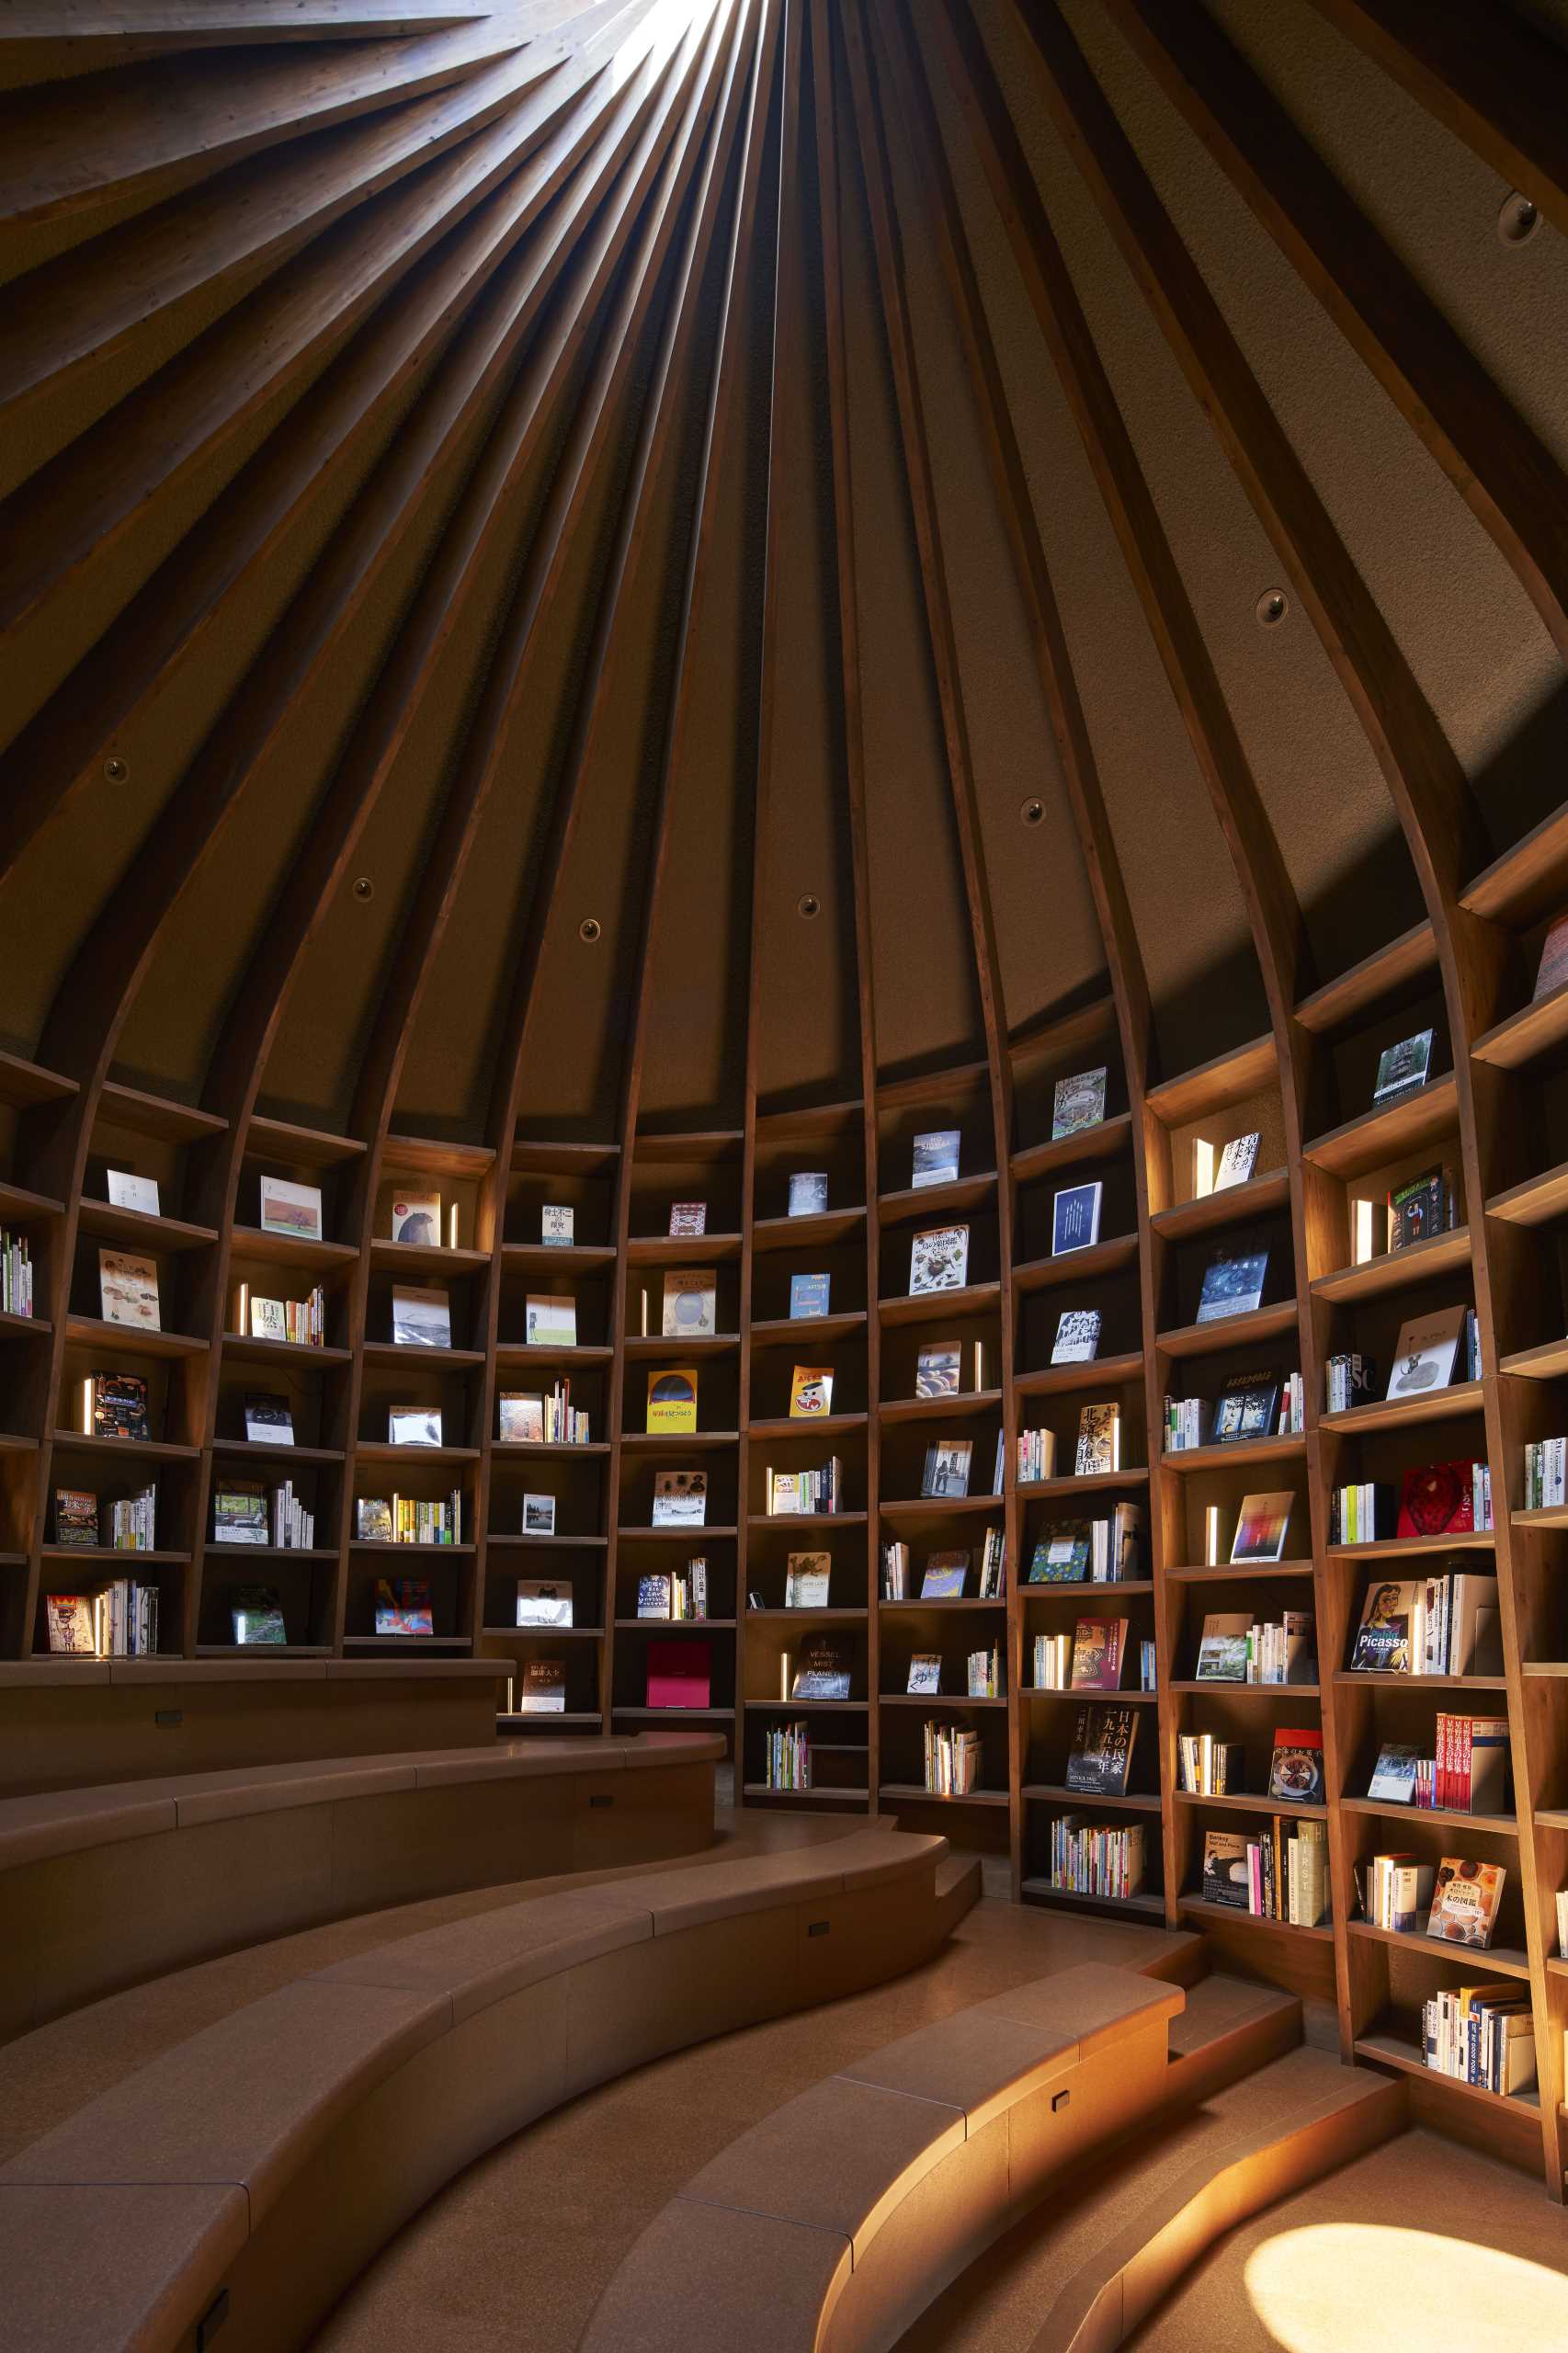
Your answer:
[1524,1438,1566,1509]
[1324,1350,1377,1412]
[108,1484,156,1550]
[766,1458,843,1514]
[1423,1984,1535,2095]
[1,1228,34,1316]
[1367,1716,1510,1812]
[1048,1815,1144,1901]
[44,1581,159,1657]
[967,1643,1002,1699]
[1202,1818,1328,1924]
[923,1720,981,1795]
[1176,1733,1244,1794]
[763,1721,810,1791]
[1016,1427,1057,1482]
[356,1493,463,1545]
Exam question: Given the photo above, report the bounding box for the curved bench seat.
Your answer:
[580,1964,1185,2353]
[0,1732,722,2037]
[0,1824,975,2353]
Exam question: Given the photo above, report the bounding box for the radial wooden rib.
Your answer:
[0,3,494,43]
[1099,0,1568,665]
[0,6,543,226]
[1302,0,1568,244]
[802,0,882,1813]
[0,9,676,878]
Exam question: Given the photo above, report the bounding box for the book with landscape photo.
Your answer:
[392,1284,451,1347]
[1372,1029,1434,1106]
[526,1292,578,1348]
[912,1130,960,1188]
[259,1176,323,1240]
[1196,1236,1268,1324]
[231,1586,286,1645]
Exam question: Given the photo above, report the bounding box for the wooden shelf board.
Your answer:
[621,1333,741,1359]
[878,1283,1002,1329]
[1024,1686,1158,1704]
[1013,1237,1139,1295]
[0,1176,64,1222]
[1353,2030,1540,2115]
[0,1049,77,1109]
[98,1080,226,1142]
[76,1199,219,1254]
[496,1711,604,1728]
[369,1238,489,1277]
[210,1438,344,1464]
[878,1388,1001,1425]
[751,1206,867,1253]
[354,1443,480,1464]
[1149,1171,1290,1245]
[1346,1919,1532,1979]
[1017,1468,1150,1499]
[1020,1579,1154,1597]
[65,1316,208,1360]
[342,1635,472,1651]
[500,1243,618,1272]
[879,1693,1007,1710]
[1021,1878,1167,1919]
[880,1594,1006,1611]
[1472,980,1568,1071]
[491,1441,609,1459]
[1155,1301,1300,1359]
[747,1512,868,1529]
[1487,1160,1568,1229]
[360,1342,484,1370]
[1146,1033,1276,1124]
[230,1225,358,1272]
[223,1334,351,1368]
[1021,1783,1163,1813]
[748,1412,869,1438]
[383,1133,494,1180]
[745,1607,868,1622]
[205,1544,338,1562]
[193,1645,333,1659]
[246,1115,365,1167]
[625,1233,743,1265]
[485,1534,607,1549]
[616,1618,733,1631]
[1015,1352,1143,1399]
[745,1697,867,1711]
[1512,1506,1568,1529]
[1312,1226,1471,1303]
[632,1129,744,1165]
[494,1343,614,1369]
[875,1060,991,1112]
[0,1310,50,1340]
[1293,919,1438,1035]
[1169,1680,1319,1698]
[1320,1381,1483,1436]
[1161,1433,1306,1473]
[0,1433,38,1455]
[754,1094,864,1136]
[742,1784,869,1802]
[1304,1074,1460,1178]
[1011,1115,1132,1185]
[878,1495,1001,1520]
[749,1312,868,1349]
[509,1137,620,1174]
[1165,1559,1315,1583]
[1338,1796,1518,1836]
[40,1547,190,1565]
[619,1429,739,1452]
[1462,805,1568,926]
[615,1525,738,1541]
[1331,1670,1508,1690]
[1499,1336,1568,1381]
[1177,1895,1334,1941]
[878,1172,997,1225]
[1173,1790,1326,1819]
[878,1782,1009,1808]
[611,1704,736,1721]
[347,1541,474,1556]
[1326,1533,1494,1559]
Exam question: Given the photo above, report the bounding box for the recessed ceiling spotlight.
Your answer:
[104,754,129,783]
[353,876,374,901]
[578,916,602,942]
[1256,587,1289,628]
[1498,190,1540,245]
[1019,798,1044,827]
[797,893,821,919]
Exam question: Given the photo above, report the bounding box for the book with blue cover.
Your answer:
[1051,1181,1102,1256]
[790,1272,831,1319]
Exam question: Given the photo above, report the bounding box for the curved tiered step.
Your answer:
[0,1824,976,2353]
[0,1730,722,2038]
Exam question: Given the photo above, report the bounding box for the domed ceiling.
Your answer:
[2,0,1567,1145]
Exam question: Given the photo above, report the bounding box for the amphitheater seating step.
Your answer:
[1163,1972,1301,2107]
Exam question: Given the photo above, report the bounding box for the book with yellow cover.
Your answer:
[647,1367,698,1434]
[789,1365,833,1418]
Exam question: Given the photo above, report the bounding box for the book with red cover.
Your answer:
[646,1637,710,1710]
[1069,1617,1127,1691]
[1396,1460,1477,1541]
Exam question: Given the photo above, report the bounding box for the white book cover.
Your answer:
[1051,1309,1101,1365]
[662,1269,717,1337]
[909,1224,970,1295]
[98,1249,160,1329]
[1214,1132,1260,1190]
[392,1284,452,1347]
[248,1295,288,1342]
[522,1493,556,1535]
[526,1293,578,1348]
[541,1204,574,1245]
[652,1470,708,1526]
[1386,1303,1466,1400]
[389,1405,443,1447]
[390,1190,441,1247]
[258,1175,323,1240]
[106,1170,160,1216]
[788,1172,828,1217]
[515,1579,573,1627]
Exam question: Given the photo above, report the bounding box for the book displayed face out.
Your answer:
[99,1249,160,1330]
[1051,1182,1101,1257]
[541,1204,574,1245]
[106,1170,160,1216]
[662,1270,717,1337]
[911,1130,960,1188]
[647,1368,698,1433]
[921,1439,971,1498]
[389,1405,442,1447]
[526,1292,578,1349]
[515,1579,572,1627]
[789,1271,830,1319]
[920,1551,968,1599]
[374,1578,433,1635]
[1051,1310,1100,1365]
[788,1172,828,1217]
[1195,1236,1267,1324]
[652,1470,707,1526]
[915,1345,960,1397]
[668,1202,707,1236]
[521,1493,555,1535]
[1386,1304,1466,1400]
[1213,1131,1260,1190]
[1051,1068,1106,1139]
[785,1552,831,1608]
[258,1176,322,1240]
[789,1365,833,1416]
[909,1224,969,1295]
[1230,1491,1293,1563]
[391,1192,440,1248]
[1372,1029,1434,1106]
[392,1284,451,1347]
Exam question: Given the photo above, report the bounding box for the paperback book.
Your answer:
[1064,1702,1139,1796]
[98,1249,160,1331]
[1372,1029,1434,1106]
[1051,1068,1107,1138]
[921,1439,971,1498]
[515,1580,574,1628]
[392,1284,451,1347]
[1195,1237,1268,1324]
[646,1369,698,1433]
[662,1269,718,1338]
[1051,1181,1102,1256]
[106,1170,160,1215]
[790,1365,834,1417]
[526,1293,578,1348]
[258,1176,323,1240]
[373,1578,434,1636]
[912,1130,960,1188]
[785,1552,832,1608]
[920,1551,969,1599]
[916,1344,961,1396]
[1051,1309,1101,1365]
[652,1470,707,1527]
[909,1224,970,1294]
[788,1172,828,1217]
[391,1192,440,1247]
[790,1272,831,1319]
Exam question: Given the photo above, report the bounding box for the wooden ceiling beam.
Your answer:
[1015,0,1491,907]
[1100,0,1568,668]
[1302,0,1568,244]
[0,9,677,881]
[0,3,495,45]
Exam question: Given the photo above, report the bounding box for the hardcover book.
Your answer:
[54,1489,99,1547]
[785,1552,832,1608]
[106,1170,160,1216]
[791,1634,851,1699]
[1213,1367,1282,1444]
[258,1176,323,1241]
[1051,1067,1107,1138]
[45,1595,97,1655]
[1427,1857,1506,1948]
[1074,1403,1119,1476]
[98,1248,160,1330]
[1070,1617,1126,1691]
[1028,1519,1092,1581]
[522,1493,555,1535]
[646,1638,710,1709]
[373,1578,433,1636]
[668,1202,707,1236]
[517,1658,568,1713]
[1214,1131,1260,1190]
[232,1586,286,1645]
[790,1365,834,1417]
[915,1343,961,1397]
[1201,1829,1251,1909]
[390,1191,440,1247]
[248,1295,288,1343]
[526,1293,578,1349]
[1051,1309,1101,1365]
[652,1470,707,1527]
[1269,1727,1324,1803]
[1372,1029,1434,1106]
[789,1272,831,1319]
[921,1439,971,1498]
[1386,1304,1466,1400]
[909,1224,970,1295]
[1051,1181,1102,1256]
[906,1652,943,1695]
[213,1479,268,1545]
[392,1284,451,1347]
[920,1551,969,1599]
[662,1270,718,1336]
[1349,1579,1419,1674]
[788,1172,828,1217]
[647,1368,699,1433]
[637,1574,672,1620]
[356,1498,394,1543]
[541,1204,574,1245]
[912,1130,960,1188]
[1195,1237,1268,1324]
[1389,1166,1449,1252]
[93,1371,151,1441]
[515,1580,573,1628]
[1367,1742,1420,1803]
[1196,1613,1253,1681]
[1230,1491,1293,1563]
[1064,1701,1139,1796]
[497,1394,545,1443]
[388,1405,442,1447]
